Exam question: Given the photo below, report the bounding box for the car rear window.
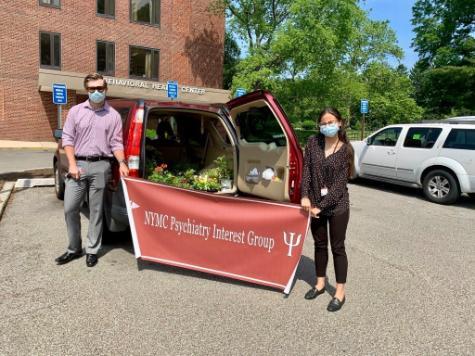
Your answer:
[236,106,286,146]
[403,127,442,149]
[116,107,131,124]
[443,129,475,150]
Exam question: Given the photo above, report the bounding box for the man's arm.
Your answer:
[62,108,80,179]
[112,150,129,177]
[110,114,128,177]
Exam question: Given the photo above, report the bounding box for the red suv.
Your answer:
[54,90,303,232]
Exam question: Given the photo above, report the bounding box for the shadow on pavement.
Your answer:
[136,258,282,294]
[99,230,336,297]
[99,229,134,258]
[351,178,475,210]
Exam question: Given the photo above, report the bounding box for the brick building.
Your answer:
[0,0,227,141]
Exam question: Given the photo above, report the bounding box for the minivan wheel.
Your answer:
[422,169,459,204]
[54,162,65,200]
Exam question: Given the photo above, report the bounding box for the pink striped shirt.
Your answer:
[62,100,124,157]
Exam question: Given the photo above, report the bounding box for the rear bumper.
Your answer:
[104,185,129,232]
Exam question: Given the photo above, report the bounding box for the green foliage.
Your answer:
[411,0,475,116]
[301,120,316,130]
[413,65,475,117]
[210,0,292,53]
[223,32,241,89]
[412,0,475,68]
[147,156,232,192]
[215,0,425,128]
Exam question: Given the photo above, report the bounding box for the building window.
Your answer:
[39,0,60,8]
[97,41,115,76]
[129,46,159,80]
[40,32,61,69]
[97,0,115,17]
[130,0,160,26]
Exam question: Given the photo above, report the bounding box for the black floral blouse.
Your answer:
[301,135,350,216]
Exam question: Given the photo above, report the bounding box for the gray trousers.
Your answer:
[64,160,111,255]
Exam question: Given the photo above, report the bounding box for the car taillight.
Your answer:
[125,107,144,177]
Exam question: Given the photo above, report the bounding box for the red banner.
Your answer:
[122,177,309,293]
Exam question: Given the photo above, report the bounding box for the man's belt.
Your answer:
[75,156,112,162]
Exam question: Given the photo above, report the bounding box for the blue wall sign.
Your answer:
[360,99,369,114]
[235,88,247,97]
[167,81,178,100]
[52,83,67,105]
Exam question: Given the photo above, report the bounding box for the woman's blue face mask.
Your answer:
[320,123,340,137]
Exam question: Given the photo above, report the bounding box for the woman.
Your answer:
[300,107,355,312]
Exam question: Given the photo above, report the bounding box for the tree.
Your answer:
[412,0,475,68]
[215,0,422,130]
[411,0,475,116]
[223,32,241,89]
[363,63,423,128]
[210,0,292,53]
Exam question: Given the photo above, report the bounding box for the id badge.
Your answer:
[321,187,328,196]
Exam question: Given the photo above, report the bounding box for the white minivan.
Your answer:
[351,117,475,204]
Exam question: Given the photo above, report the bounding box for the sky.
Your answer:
[361,0,418,69]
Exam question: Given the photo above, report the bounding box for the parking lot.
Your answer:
[0,182,473,355]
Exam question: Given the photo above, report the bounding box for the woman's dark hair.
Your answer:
[317,107,355,178]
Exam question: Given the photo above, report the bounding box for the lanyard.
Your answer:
[331,138,340,155]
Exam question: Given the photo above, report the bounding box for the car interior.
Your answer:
[143,101,291,201]
[144,109,237,193]
[230,99,290,202]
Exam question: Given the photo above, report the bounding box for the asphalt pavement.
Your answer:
[0,182,473,355]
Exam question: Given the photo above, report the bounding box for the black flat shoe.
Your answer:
[327,296,346,312]
[304,287,325,300]
[55,251,82,265]
[86,254,98,267]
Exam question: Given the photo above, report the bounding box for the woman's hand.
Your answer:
[301,197,311,211]
[310,207,321,218]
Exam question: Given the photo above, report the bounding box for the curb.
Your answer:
[0,141,57,150]
[15,178,55,189]
[0,182,15,220]
[0,168,53,181]
[0,178,55,220]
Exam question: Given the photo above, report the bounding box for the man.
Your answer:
[55,73,129,267]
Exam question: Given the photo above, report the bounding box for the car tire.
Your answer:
[54,161,65,200]
[422,169,459,204]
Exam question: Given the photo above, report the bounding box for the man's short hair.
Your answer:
[84,73,107,89]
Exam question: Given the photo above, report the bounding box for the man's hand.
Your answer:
[119,162,129,177]
[301,197,311,211]
[68,164,80,180]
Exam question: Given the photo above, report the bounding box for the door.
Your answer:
[396,126,443,182]
[440,128,475,190]
[360,126,403,179]
[226,90,303,203]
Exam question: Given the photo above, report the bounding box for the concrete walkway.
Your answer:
[0,141,56,180]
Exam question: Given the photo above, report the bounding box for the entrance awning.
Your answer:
[38,69,231,104]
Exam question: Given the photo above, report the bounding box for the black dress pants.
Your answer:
[310,209,350,284]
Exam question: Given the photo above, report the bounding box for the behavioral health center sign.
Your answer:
[121,178,310,294]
